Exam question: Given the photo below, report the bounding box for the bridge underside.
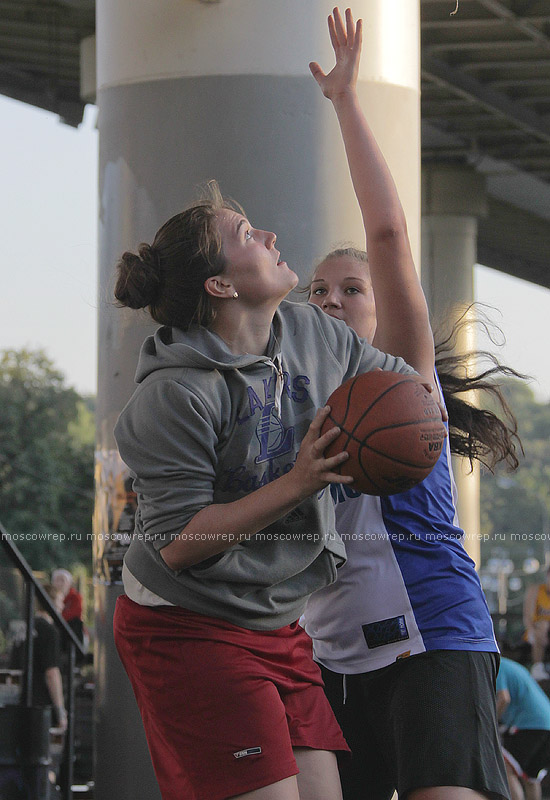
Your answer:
[1,0,549,291]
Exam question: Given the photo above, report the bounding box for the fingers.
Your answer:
[328,13,339,52]
[305,407,350,459]
[314,422,353,485]
[329,7,361,50]
[324,450,351,470]
[316,421,343,453]
[333,7,347,45]
[345,7,355,47]
[307,405,332,436]
[355,17,363,52]
[418,378,449,423]
[309,61,326,85]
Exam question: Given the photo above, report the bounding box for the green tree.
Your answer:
[0,349,94,570]
[480,379,550,630]
[481,380,550,563]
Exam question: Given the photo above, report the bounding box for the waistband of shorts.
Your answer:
[116,593,302,641]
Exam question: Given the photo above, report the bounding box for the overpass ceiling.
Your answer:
[422,0,550,288]
[1,0,550,287]
[0,0,94,127]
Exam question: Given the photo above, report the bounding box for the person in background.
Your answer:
[11,583,68,733]
[52,568,84,642]
[496,656,550,800]
[523,569,550,681]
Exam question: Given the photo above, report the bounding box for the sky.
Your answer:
[1,93,549,404]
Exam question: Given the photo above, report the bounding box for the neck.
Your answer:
[210,306,276,356]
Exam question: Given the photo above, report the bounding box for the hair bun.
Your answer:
[114,243,162,309]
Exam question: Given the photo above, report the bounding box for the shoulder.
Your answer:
[278,299,354,350]
[119,369,227,428]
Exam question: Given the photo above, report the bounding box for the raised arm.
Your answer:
[310,8,434,381]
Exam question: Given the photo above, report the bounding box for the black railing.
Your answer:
[0,520,87,799]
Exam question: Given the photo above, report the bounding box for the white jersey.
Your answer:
[302,425,498,674]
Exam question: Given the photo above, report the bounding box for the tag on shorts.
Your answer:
[233,747,262,759]
[362,615,409,648]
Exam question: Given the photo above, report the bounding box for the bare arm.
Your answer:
[310,8,434,381]
[45,666,67,732]
[496,688,511,720]
[161,406,351,570]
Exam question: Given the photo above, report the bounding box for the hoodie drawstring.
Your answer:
[266,354,284,416]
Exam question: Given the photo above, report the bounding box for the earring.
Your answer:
[233,291,239,298]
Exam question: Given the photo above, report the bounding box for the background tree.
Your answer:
[481,380,550,560]
[480,379,550,638]
[0,348,94,571]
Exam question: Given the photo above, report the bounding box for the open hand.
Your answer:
[309,7,362,101]
[293,406,353,495]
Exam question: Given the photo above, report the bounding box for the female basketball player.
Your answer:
[302,9,520,799]
[112,9,424,800]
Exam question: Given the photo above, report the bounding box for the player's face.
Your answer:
[216,209,298,305]
[309,256,376,342]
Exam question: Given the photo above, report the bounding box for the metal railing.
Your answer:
[0,519,87,799]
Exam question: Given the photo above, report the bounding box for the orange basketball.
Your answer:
[322,371,447,495]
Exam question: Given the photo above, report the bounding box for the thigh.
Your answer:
[321,665,396,800]
[233,776,301,800]
[294,748,342,800]
[383,651,509,800]
[408,789,496,800]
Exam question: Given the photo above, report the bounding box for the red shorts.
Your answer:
[113,595,349,800]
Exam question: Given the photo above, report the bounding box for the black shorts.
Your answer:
[502,729,550,782]
[321,650,510,800]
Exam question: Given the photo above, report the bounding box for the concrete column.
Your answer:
[93,2,420,797]
[421,164,488,565]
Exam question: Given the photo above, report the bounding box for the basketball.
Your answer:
[322,371,447,496]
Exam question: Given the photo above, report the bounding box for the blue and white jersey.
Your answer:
[303,416,498,674]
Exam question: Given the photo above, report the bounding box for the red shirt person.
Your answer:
[52,569,84,641]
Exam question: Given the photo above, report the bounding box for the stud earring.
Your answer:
[233,291,239,298]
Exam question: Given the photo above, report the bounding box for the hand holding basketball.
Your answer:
[293,406,354,497]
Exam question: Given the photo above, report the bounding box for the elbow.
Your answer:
[368,214,408,245]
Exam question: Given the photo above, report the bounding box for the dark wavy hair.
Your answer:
[433,306,526,471]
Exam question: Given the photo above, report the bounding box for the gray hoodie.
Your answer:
[114,300,414,630]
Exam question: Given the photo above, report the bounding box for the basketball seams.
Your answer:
[350,459,386,494]
[333,377,433,451]
[358,443,439,470]
[342,426,443,470]
[322,371,446,495]
[353,418,446,440]
[345,377,419,441]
